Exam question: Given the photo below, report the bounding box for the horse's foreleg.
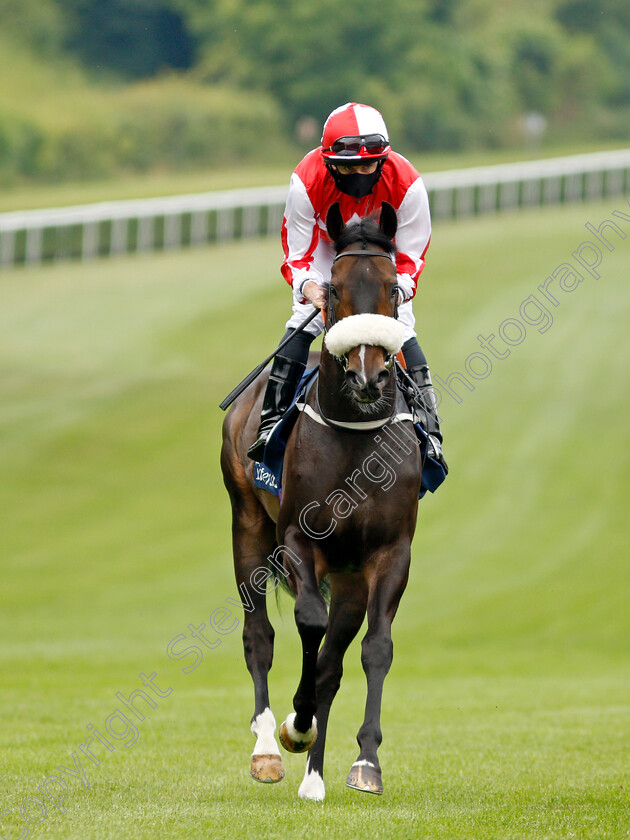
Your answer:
[298,572,368,801]
[232,510,285,783]
[278,533,328,755]
[347,542,411,795]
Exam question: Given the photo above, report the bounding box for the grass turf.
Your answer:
[1,199,629,839]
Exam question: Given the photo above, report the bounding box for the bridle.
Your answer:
[327,249,400,331]
[307,248,406,431]
[332,250,395,262]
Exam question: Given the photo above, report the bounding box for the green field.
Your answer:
[1,199,629,839]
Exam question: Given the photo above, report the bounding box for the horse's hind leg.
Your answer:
[347,541,411,795]
[224,461,285,783]
[298,572,368,801]
[233,514,286,783]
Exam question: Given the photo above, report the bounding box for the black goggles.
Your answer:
[327,134,389,156]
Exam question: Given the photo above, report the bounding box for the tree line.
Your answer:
[1,0,629,183]
[60,0,630,147]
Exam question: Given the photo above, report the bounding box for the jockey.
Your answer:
[248,102,446,468]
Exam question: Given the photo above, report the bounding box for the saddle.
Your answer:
[253,368,447,501]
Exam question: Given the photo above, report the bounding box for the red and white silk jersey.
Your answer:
[281,148,431,304]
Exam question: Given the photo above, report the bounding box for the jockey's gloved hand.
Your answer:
[301,280,328,311]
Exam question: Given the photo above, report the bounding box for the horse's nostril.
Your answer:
[376,369,390,388]
[346,369,367,390]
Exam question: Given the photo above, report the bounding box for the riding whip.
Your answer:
[219,306,320,411]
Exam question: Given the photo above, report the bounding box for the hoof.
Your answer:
[250,754,285,784]
[278,713,317,754]
[346,760,383,795]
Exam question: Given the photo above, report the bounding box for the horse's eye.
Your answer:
[330,286,339,299]
[391,286,398,298]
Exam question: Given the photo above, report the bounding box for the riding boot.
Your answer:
[247,354,306,462]
[406,364,448,471]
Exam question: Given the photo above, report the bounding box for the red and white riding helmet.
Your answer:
[321,103,391,165]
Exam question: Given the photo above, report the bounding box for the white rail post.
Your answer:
[242,205,260,238]
[455,186,474,217]
[564,173,583,203]
[111,218,128,256]
[164,213,182,250]
[522,177,541,207]
[1,230,16,268]
[604,168,623,197]
[478,183,497,214]
[499,181,518,210]
[137,216,154,252]
[432,187,453,219]
[267,203,284,235]
[82,222,99,261]
[217,207,235,241]
[25,226,43,265]
[585,170,603,201]
[542,176,561,204]
[191,210,208,245]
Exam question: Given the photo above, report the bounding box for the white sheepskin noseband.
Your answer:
[324,314,405,357]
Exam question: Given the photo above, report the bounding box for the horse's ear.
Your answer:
[326,202,345,243]
[379,202,397,240]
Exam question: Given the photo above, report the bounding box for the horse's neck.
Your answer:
[315,352,396,424]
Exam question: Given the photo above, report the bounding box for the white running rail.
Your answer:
[1,149,629,268]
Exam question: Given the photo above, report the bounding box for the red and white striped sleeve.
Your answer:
[394,177,432,302]
[281,173,325,299]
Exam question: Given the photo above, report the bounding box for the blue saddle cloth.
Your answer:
[253,368,448,501]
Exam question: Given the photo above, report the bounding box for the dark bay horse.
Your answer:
[220,202,422,800]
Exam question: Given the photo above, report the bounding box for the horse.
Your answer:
[220,201,422,801]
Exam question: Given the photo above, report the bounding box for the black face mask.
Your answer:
[327,164,383,198]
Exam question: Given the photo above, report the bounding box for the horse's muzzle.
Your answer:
[345,366,390,402]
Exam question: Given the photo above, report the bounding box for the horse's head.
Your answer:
[323,202,404,408]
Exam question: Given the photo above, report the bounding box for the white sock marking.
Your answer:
[298,757,325,801]
[251,708,280,756]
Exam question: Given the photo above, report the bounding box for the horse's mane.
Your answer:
[333,216,396,256]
